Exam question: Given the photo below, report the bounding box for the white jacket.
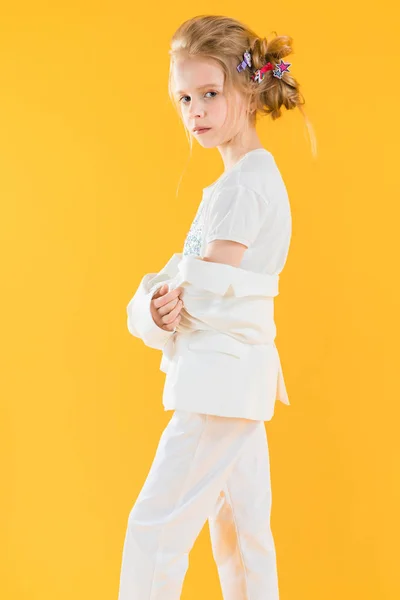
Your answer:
[126,253,290,421]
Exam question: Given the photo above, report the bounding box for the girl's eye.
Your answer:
[179,91,218,104]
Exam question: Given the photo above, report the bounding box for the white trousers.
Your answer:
[118,410,280,599]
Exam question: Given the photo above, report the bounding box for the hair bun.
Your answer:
[264,33,293,61]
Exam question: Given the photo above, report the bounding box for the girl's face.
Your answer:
[172,56,248,148]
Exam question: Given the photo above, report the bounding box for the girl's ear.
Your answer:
[248,105,256,120]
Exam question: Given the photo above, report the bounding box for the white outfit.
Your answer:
[118,148,292,598]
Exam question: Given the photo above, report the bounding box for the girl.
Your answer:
[118,14,315,600]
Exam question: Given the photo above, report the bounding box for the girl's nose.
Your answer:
[189,104,205,119]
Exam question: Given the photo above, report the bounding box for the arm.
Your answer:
[202,239,248,268]
[170,254,279,344]
[128,182,263,349]
[127,238,245,351]
[126,254,182,350]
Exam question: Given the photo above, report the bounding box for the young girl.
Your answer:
[118,15,314,600]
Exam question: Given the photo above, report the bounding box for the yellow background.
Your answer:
[1,2,399,599]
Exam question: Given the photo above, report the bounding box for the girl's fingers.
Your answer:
[170,299,183,319]
[162,313,181,332]
[159,297,183,318]
[161,299,182,326]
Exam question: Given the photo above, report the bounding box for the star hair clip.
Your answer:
[251,58,291,82]
[237,50,291,83]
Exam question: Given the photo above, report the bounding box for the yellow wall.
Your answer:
[1,3,399,599]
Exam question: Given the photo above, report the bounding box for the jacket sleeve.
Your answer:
[126,271,177,351]
[165,255,280,344]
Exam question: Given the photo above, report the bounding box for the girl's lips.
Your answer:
[194,128,211,134]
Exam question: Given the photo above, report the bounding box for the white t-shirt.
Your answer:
[182,148,292,276]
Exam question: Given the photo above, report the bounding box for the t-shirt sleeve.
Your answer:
[204,184,270,247]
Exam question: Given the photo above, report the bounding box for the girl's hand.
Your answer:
[150,284,184,331]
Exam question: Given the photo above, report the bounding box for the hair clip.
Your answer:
[251,62,274,83]
[250,58,292,83]
[271,59,291,80]
[236,50,252,73]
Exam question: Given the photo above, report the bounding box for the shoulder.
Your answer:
[235,150,286,204]
[208,180,270,211]
[212,162,271,205]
